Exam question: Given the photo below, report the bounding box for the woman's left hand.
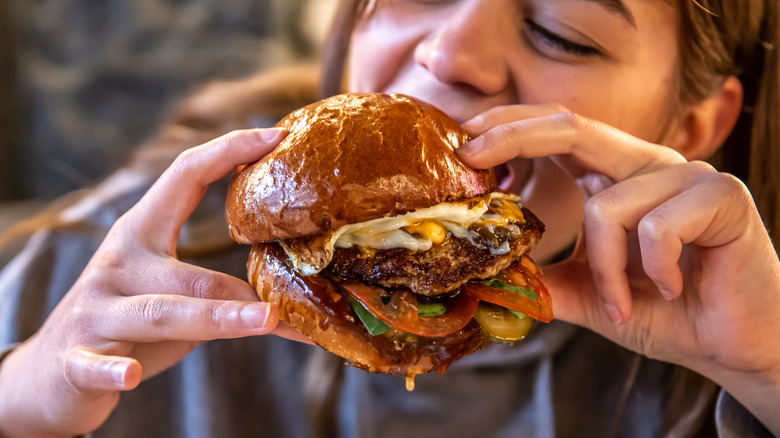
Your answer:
[458,105,780,433]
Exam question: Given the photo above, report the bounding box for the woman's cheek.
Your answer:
[348,14,429,93]
[348,32,387,92]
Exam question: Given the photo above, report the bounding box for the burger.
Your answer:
[225,93,552,390]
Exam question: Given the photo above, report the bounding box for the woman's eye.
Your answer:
[524,19,601,58]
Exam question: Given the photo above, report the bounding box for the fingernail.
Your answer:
[259,127,287,143]
[604,302,625,325]
[240,302,271,328]
[659,288,674,300]
[110,361,129,388]
[459,136,484,156]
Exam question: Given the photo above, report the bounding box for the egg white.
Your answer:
[284,192,523,276]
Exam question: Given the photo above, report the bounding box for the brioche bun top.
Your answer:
[226,92,496,244]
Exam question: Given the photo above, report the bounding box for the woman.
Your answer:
[0,0,777,436]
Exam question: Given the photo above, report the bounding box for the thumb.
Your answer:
[64,348,143,392]
[540,232,622,331]
[542,258,593,327]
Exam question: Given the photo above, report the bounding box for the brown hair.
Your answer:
[677,0,780,248]
[318,0,368,99]
[670,2,778,431]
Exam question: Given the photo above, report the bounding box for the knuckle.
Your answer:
[583,193,619,225]
[67,299,94,327]
[77,264,125,303]
[92,245,127,273]
[716,171,750,197]
[492,120,524,141]
[636,214,679,276]
[62,301,98,344]
[190,271,214,300]
[80,269,114,296]
[171,147,199,174]
[652,147,687,167]
[547,102,570,114]
[190,270,228,300]
[551,109,578,127]
[219,129,248,146]
[553,110,587,131]
[135,295,173,328]
[551,111,598,154]
[637,213,671,243]
[78,255,127,300]
[694,168,752,206]
[207,302,231,331]
[686,159,717,176]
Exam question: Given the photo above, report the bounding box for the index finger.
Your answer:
[458,110,685,183]
[129,127,287,252]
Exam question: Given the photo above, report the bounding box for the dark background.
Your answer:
[0,0,335,203]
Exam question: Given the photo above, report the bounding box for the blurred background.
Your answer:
[0,0,337,225]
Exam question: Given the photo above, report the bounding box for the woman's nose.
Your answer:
[414,2,510,95]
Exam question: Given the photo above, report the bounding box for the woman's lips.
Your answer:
[494,163,513,190]
[494,158,532,194]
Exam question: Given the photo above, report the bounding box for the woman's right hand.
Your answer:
[0,128,303,438]
[458,104,780,434]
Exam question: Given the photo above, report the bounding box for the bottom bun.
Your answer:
[247,243,484,378]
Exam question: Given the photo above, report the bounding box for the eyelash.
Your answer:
[524,19,601,58]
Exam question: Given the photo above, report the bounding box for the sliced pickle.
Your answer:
[473,302,534,342]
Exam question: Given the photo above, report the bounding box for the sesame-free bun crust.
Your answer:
[226,92,496,244]
[247,243,485,376]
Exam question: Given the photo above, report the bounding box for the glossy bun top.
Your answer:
[226,92,496,243]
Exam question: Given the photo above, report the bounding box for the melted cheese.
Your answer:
[404,221,447,244]
[333,200,489,251]
[288,192,524,275]
[494,197,525,222]
[479,194,525,227]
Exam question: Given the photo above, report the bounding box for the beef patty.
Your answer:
[327,207,543,296]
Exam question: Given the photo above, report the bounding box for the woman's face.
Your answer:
[347,0,682,259]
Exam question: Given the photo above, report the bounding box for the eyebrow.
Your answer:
[583,0,637,28]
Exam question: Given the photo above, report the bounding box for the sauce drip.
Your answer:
[405,375,416,392]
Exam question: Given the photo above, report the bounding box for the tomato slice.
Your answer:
[340,282,479,337]
[461,255,553,323]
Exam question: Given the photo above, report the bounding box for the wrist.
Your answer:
[704,363,780,435]
[0,343,23,438]
[0,342,67,438]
